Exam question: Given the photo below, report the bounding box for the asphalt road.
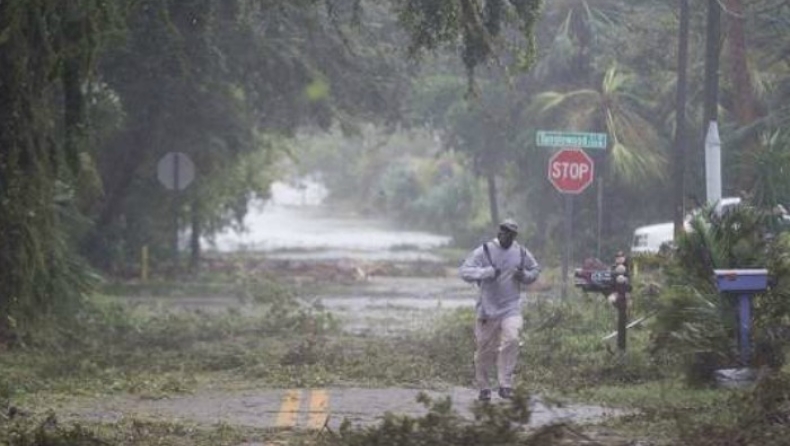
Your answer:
[70,386,625,432]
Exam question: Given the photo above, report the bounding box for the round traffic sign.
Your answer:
[157,152,195,191]
[547,148,594,194]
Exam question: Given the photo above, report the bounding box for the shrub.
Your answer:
[650,205,790,384]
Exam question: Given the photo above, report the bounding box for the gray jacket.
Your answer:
[459,239,540,320]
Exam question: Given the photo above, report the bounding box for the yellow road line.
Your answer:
[307,389,329,429]
[275,389,302,428]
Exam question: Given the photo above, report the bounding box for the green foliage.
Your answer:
[395,0,542,81]
[412,308,476,381]
[518,296,663,389]
[372,154,491,242]
[650,204,790,384]
[316,392,543,446]
[0,416,255,446]
[412,172,485,239]
[0,0,121,341]
[1,415,108,446]
[291,126,489,243]
[0,274,341,399]
[377,162,423,220]
[749,130,790,208]
[396,294,665,392]
[674,371,790,446]
[757,232,790,336]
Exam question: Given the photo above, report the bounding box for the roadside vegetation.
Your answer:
[3,206,789,445]
[1,281,786,445]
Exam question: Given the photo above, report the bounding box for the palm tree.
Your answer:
[532,0,627,84]
[533,64,666,185]
[531,64,667,248]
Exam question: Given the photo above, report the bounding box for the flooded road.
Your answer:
[200,180,471,334]
[207,180,450,261]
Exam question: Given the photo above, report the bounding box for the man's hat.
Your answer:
[499,218,519,234]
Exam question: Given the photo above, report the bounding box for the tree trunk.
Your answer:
[596,177,603,259]
[0,3,60,341]
[86,103,163,266]
[703,0,721,130]
[63,57,84,173]
[62,3,85,175]
[593,149,610,255]
[673,0,690,237]
[726,0,760,193]
[487,172,500,225]
[189,200,202,273]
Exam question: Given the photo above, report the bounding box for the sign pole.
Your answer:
[173,153,181,273]
[562,195,573,299]
[157,151,196,277]
[597,179,603,259]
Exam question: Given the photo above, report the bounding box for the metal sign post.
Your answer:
[538,131,607,299]
[157,152,196,272]
[546,148,594,298]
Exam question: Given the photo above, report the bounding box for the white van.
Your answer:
[631,222,675,255]
[630,197,745,255]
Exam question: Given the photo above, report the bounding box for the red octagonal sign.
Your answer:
[548,148,595,194]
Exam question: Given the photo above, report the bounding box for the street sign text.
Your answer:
[547,149,595,194]
[537,131,608,150]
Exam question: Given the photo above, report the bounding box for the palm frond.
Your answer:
[532,89,599,113]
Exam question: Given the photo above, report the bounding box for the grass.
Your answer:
[0,415,313,446]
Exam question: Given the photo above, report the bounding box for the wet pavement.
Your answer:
[124,274,478,334]
[314,276,477,335]
[68,386,625,432]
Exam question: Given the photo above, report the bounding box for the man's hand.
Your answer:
[514,267,540,284]
[483,266,501,281]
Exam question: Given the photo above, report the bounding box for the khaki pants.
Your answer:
[474,315,523,390]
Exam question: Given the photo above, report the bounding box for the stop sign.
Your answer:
[548,148,595,193]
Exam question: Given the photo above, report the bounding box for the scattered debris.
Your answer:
[202,256,450,283]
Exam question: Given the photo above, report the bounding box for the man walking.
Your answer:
[459,219,540,401]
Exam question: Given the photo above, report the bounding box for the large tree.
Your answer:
[0,1,122,340]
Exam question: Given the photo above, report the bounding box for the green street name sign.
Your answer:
[536,131,608,150]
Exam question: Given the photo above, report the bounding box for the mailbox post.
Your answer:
[713,269,768,365]
[573,252,631,352]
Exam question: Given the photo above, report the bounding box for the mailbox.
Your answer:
[713,268,769,366]
[714,269,768,292]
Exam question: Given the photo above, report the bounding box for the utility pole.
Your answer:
[703,0,722,204]
[673,0,689,238]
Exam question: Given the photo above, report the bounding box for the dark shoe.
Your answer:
[478,389,492,402]
[498,387,513,399]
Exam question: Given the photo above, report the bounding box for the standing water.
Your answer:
[205,180,470,335]
[206,180,451,261]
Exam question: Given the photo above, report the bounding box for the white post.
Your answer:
[705,121,722,204]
